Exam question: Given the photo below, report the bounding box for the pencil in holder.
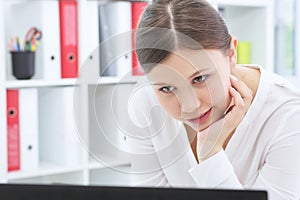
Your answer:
[11,51,35,80]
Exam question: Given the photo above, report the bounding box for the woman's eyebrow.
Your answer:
[153,82,170,86]
[188,68,211,79]
[152,68,211,86]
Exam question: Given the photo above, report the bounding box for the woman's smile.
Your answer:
[186,108,212,124]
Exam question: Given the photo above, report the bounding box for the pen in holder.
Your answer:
[11,51,35,80]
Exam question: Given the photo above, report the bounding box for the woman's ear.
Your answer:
[229,36,238,72]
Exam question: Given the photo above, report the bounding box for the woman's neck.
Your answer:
[232,65,261,99]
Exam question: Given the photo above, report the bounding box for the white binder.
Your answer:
[19,88,39,171]
[38,87,84,166]
[99,2,132,77]
[80,1,100,82]
[8,1,61,80]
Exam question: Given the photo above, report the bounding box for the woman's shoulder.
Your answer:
[258,69,300,136]
[266,70,300,102]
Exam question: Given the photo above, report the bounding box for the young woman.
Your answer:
[127,1,300,199]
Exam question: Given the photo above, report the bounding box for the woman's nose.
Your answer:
[179,89,201,113]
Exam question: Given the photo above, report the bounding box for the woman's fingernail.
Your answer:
[230,74,238,82]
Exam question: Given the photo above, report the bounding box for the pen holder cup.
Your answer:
[11,51,35,80]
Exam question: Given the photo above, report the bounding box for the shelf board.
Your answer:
[5,79,77,89]
[94,75,145,85]
[88,155,131,170]
[5,76,145,88]
[7,156,131,180]
[7,161,85,180]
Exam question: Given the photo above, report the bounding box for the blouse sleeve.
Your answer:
[127,134,169,187]
[188,150,243,189]
[126,82,169,187]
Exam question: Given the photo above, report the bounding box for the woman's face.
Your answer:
[148,48,234,131]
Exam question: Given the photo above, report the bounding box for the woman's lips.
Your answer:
[187,108,212,124]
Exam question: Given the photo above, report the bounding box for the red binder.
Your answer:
[131,2,148,76]
[59,0,79,78]
[6,90,20,172]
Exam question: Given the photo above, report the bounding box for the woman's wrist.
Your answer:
[198,146,223,163]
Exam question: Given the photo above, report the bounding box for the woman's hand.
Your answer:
[197,75,253,162]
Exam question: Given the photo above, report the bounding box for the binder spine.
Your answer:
[131,2,148,76]
[59,0,79,78]
[19,88,39,171]
[39,1,61,80]
[99,2,132,77]
[6,90,20,172]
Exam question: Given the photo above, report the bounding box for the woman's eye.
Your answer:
[193,75,207,83]
[159,86,175,93]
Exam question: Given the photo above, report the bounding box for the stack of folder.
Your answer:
[5,0,151,173]
[8,0,150,80]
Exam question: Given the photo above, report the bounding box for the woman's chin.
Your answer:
[184,121,210,132]
[184,114,223,132]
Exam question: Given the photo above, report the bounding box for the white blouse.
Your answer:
[126,65,300,200]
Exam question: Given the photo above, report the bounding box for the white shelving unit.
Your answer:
[0,0,275,186]
[0,0,135,186]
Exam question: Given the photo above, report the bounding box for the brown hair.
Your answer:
[135,0,231,73]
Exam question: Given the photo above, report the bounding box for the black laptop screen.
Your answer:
[0,184,267,200]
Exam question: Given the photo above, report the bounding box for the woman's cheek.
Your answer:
[156,94,182,120]
[206,78,230,108]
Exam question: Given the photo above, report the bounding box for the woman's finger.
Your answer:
[229,86,245,113]
[230,75,253,102]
